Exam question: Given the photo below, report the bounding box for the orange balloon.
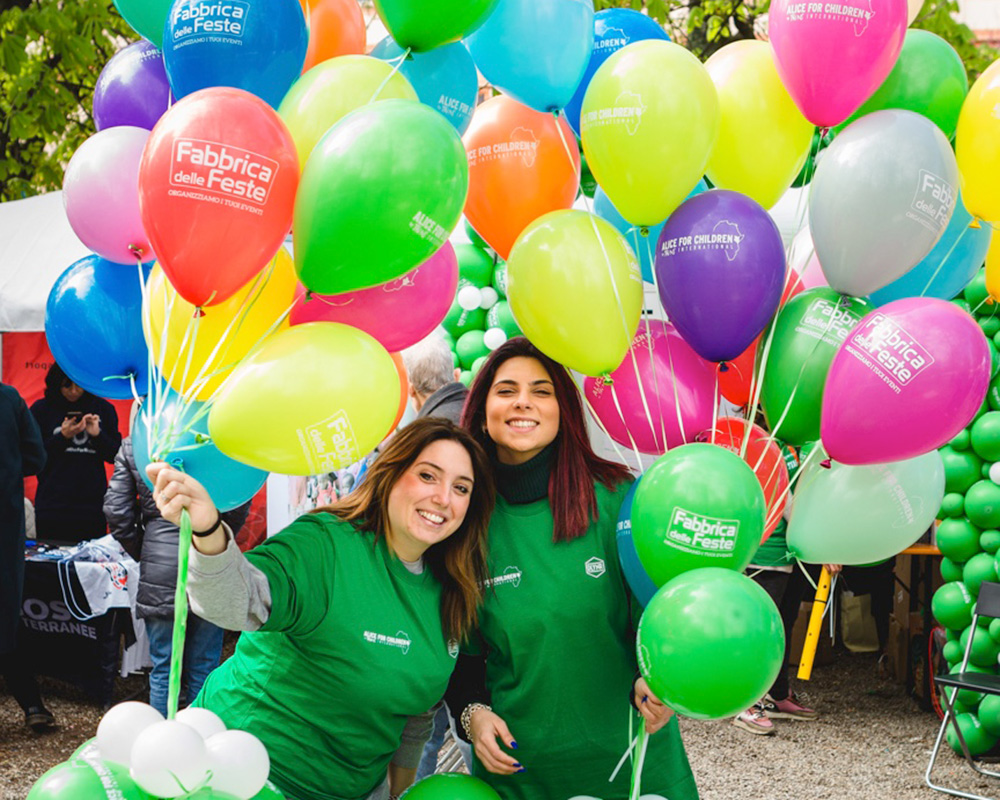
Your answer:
[390,352,409,430]
[463,94,580,259]
[299,0,365,73]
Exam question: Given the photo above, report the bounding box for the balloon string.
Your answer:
[789,127,823,234]
[711,367,720,445]
[369,47,410,103]
[552,109,582,185]
[643,236,670,452]
[629,723,649,800]
[918,221,971,298]
[610,381,650,472]
[577,375,641,473]
[765,442,823,533]
[167,507,193,720]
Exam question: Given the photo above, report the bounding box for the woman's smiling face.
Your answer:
[485,356,560,465]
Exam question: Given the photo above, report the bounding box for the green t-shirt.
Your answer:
[469,482,698,800]
[751,444,801,568]
[193,514,456,800]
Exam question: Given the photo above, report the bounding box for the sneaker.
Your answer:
[762,692,818,720]
[24,705,55,732]
[732,703,775,735]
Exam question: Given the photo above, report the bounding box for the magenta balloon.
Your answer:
[289,242,458,352]
[769,0,907,128]
[584,320,716,454]
[94,41,172,131]
[62,126,154,264]
[820,298,990,465]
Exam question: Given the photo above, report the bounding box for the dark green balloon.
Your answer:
[486,300,522,339]
[961,621,1000,666]
[759,288,871,445]
[966,268,989,310]
[442,302,486,340]
[933,581,975,630]
[951,430,972,451]
[982,529,1000,554]
[579,150,597,199]
[491,260,508,298]
[464,219,492,253]
[947,712,998,755]
[988,372,1000,411]
[373,0,499,52]
[942,639,964,665]
[456,330,488,370]
[940,492,965,518]
[981,316,1000,338]
[966,552,999,596]
[937,518,982,562]
[941,446,985,494]
[990,617,1000,643]
[967,480,1000,529]
[402,773,501,799]
[949,663,993,706]
[455,243,495,289]
[940,557,965,584]
[952,297,973,314]
[979,694,1000,736]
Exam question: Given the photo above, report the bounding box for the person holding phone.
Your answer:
[29,364,120,543]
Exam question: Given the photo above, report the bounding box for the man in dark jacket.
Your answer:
[402,332,468,426]
[104,437,250,715]
[0,380,53,731]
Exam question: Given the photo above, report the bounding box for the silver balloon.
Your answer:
[808,109,958,298]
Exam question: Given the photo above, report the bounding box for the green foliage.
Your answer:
[0,0,132,202]
[912,0,998,82]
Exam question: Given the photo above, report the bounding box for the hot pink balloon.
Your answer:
[63,126,154,264]
[584,320,716,455]
[769,0,907,128]
[821,298,990,465]
[290,241,458,352]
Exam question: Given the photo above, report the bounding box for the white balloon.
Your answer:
[479,286,499,310]
[130,720,209,798]
[206,730,270,800]
[457,285,481,311]
[483,327,507,350]
[990,462,1000,485]
[175,707,227,740]
[97,701,164,767]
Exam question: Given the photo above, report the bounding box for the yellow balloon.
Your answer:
[704,41,813,210]
[986,232,1000,302]
[581,40,719,227]
[507,210,642,376]
[145,248,297,401]
[208,322,400,475]
[907,0,923,25]
[956,59,1000,223]
[279,55,417,170]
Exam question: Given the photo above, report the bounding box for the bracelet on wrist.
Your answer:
[192,512,223,538]
[460,702,491,741]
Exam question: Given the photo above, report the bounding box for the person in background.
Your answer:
[104,434,251,716]
[0,379,52,731]
[30,364,120,543]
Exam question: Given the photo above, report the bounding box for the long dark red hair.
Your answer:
[461,337,631,542]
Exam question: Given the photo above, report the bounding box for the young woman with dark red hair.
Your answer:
[447,337,698,800]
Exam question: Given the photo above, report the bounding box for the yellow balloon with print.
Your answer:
[580,40,719,227]
[145,248,297,401]
[208,322,401,475]
[956,59,1000,223]
[507,210,643,376]
[704,40,813,210]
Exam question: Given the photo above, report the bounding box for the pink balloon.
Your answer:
[798,252,827,290]
[584,321,716,455]
[63,126,154,264]
[821,298,990,465]
[290,241,458,352]
[769,0,907,128]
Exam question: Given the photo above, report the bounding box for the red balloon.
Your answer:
[139,88,299,307]
[696,417,790,543]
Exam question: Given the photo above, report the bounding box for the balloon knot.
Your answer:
[971,218,983,229]
[820,458,832,469]
[127,243,145,258]
[193,433,211,445]
[988,297,996,306]
[719,362,730,373]
[193,307,205,319]
[694,431,709,443]
[601,373,614,386]
[818,126,830,139]
[639,226,650,237]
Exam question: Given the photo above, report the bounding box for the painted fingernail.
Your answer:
[510,741,518,749]
[513,762,522,768]
[516,768,526,773]
[642,697,647,703]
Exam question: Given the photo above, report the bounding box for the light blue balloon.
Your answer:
[869,196,992,306]
[371,37,479,135]
[133,388,267,511]
[615,479,657,608]
[594,179,708,283]
[464,0,594,113]
[563,8,669,136]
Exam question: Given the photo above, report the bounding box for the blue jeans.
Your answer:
[145,613,224,717]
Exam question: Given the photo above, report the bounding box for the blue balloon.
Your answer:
[594,179,708,283]
[869,197,992,306]
[564,9,669,136]
[45,255,150,399]
[133,388,267,511]
[163,0,307,108]
[616,479,658,608]
[464,0,594,113]
[371,37,479,135]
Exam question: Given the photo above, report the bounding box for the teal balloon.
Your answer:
[632,444,765,587]
[933,581,975,630]
[961,622,1000,667]
[636,568,783,719]
[402,773,501,799]
[940,557,965,584]
[947,712,999,755]
[965,551,998,596]
[28,760,151,800]
[941,446,984,494]
[937,517,983,563]
[967,480,1000,529]
[971,411,1000,461]
[787,451,944,565]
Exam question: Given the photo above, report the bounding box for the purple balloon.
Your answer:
[654,189,785,363]
[93,41,172,131]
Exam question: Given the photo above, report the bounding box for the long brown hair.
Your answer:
[315,418,494,641]
[461,337,631,542]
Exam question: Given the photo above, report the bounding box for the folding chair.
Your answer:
[927,580,1000,800]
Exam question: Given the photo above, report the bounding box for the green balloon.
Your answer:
[990,617,1000,642]
[455,244,495,288]
[470,355,488,375]
[940,492,966,518]
[69,738,100,762]
[947,712,999,756]
[442,302,486,340]
[941,446,985,494]
[937,518,983,562]
[459,370,472,387]
[967,480,1000,529]
[951,429,972,451]
[949,663,994,706]
[485,300,522,339]
[933,581,975,630]
[983,529,1000,554]
[991,343,1000,380]
[579,150,597,199]
[961,622,1000,667]
[637,568,783,719]
[464,219,492,253]
[833,31,967,139]
[952,297,974,314]
[947,627,959,641]
[294,100,469,295]
[251,781,287,800]
[632,444,765,587]
[28,760,151,800]
[492,260,508,298]
[953,698,977,715]
[967,552,1000,595]
[976,395,992,422]
[456,330,488,370]
[942,639,964,665]
[403,774,500,799]
[972,412,1000,461]
[759,288,871,445]
[373,0,498,52]
[981,316,1000,338]
[111,0,172,47]
[940,557,965,584]
[966,268,989,309]
[979,695,1000,737]
[988,372,1000,411]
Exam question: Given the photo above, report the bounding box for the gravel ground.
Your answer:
[1,649,996,800]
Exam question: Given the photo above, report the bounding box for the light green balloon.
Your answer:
[787,451,945,565]
[112,0,172,47]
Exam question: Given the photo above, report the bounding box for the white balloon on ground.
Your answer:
[129,720,210,798]
[175,707,227,740]
[96,701,164,767]
[205,729,271,799]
